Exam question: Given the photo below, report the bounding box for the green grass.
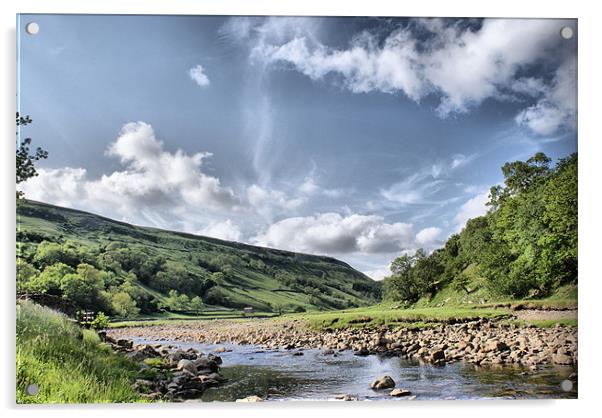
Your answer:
[16,301,144,403]
[109,310,278,328]
[286,304,512,330]
[17,199,380,312]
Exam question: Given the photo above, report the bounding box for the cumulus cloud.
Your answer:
[188,64,210,87]
[454,191,490,231]
[19,122,240,227]
[515,60,576,135]
[415,226,442,247]
[363,266,391,281]
[252,211,443,257]
[238,17,574,135]
[198,219,242,241]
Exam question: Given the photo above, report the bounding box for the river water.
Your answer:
[131,338,577,401]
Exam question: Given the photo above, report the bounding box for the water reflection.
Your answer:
[131,338,577,401]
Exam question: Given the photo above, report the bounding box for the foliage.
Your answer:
[91,312,110,330]
[384,153,577,302]
[17,199,381,316]
[16,301,142,403]
[16,113,48,199]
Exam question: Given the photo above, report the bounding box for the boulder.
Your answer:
[553,353,573,365]
[371,375,396,390]
[483,340,510,353]
[430,349,445,362]
[390,388,412,397]
[214,346,229,353]
[177,359,198,375]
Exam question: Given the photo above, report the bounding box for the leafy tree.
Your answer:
[189,296,204,312]
[16,113,48,198]
[16,258,39,292]
[164,290,190,311]
[27,262,74,295]
[60,264,109,311]
[111,291,140,317]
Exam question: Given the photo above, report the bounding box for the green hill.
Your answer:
[16,200,381,315]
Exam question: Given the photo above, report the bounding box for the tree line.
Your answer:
[384,152,577,302]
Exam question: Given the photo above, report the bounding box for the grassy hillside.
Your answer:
[16,200,380,315]
[16,300,142,403]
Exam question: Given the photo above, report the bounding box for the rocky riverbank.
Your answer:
[100,332,226,401]
[107,317,578,368]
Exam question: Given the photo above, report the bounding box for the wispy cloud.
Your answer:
[188,64,210,87]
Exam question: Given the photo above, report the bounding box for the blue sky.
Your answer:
[18,15,577,279]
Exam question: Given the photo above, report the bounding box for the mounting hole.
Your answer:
[560,26,573,40]
[560,379,573,392]
[25,22,39,35]
[26,383,39,396]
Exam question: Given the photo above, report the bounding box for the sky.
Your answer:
[17,15,578,280]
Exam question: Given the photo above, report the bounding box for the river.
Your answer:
[130,337,577,401]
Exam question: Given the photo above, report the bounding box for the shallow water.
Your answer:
[131,338,577,401]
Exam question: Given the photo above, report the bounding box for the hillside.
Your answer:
[16,200,381,315]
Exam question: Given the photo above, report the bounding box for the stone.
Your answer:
[390,388,412,397]
[116,339,133,349]
[483,340,510,353]
[553,353,573,365]
[323,349,335,355]
[430,349,445,362]
[177,359,198,375]
[214,346,229,353]
[371,375,396,390]
[335,394,358,401]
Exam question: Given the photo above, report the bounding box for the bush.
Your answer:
[90,312,110,330]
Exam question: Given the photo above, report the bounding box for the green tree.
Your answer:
[111,291,140,317]
[60,264,108,311]
[16,258,39,292]
[16,113,48,198]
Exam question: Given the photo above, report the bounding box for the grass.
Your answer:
[109,310,278,328]
[16,300,144,403]
[284,304,512,330]
[17,199,380,312]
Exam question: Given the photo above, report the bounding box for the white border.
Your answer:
[2,1,600,417]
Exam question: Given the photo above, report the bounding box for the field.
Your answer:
[16,300,143,403]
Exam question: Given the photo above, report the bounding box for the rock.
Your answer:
[371,375,396,390]
[335,394,358,401]
[430,349,445,362]
[177,359,198,375]
[116,339,133,349]
[323,349,335,355]
[483,340,510,353]
[390,388,412,397]
[214,346,229,353]
[293,351,304,356]
[236,395,263,402]
[354,348,370,356]
[553,353,573,365]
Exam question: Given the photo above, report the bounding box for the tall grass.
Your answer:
[16,300,143,403]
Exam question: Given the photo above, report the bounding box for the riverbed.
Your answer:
[129,337,577,401]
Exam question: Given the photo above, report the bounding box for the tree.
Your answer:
[26,262,74,295]
[189,296,204,312]
[111,291,140,317]
[16,113,48,198]
[16,259,39,292]
[60,264,109,311]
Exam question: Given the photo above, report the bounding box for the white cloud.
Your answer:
[515,60,576,136]
[19,122,240,227]
[253,211,443,257]
[363,266,391,281]
[198,219,242,241]
[454,191,490,231]
[245,18,574,135]
[188,64,210,87]
[415,226,442,247]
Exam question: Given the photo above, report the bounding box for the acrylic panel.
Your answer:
[16,14,578,403]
